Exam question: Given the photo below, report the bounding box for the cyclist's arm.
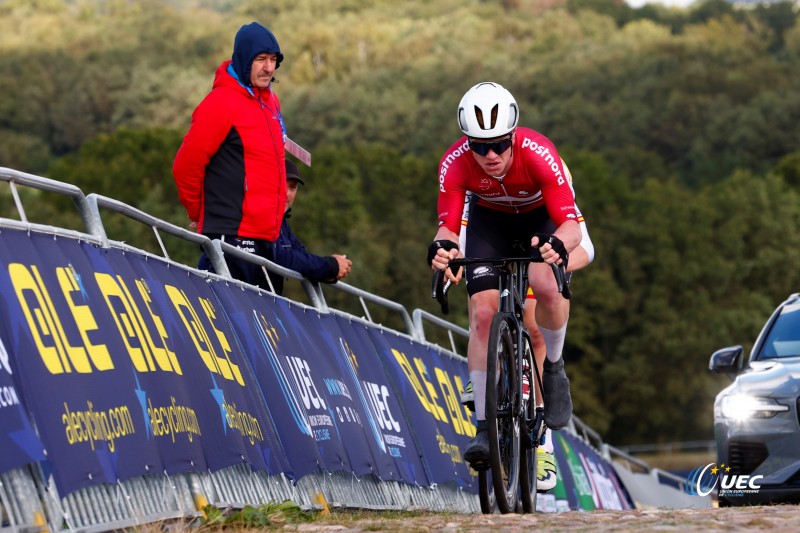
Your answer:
[568,247,590,272]
[533,220,580,266]
[430,226,463,283]
[567,217,594,271]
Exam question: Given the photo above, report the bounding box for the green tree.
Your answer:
[45,128,193,262]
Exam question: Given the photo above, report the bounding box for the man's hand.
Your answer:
[428,240,462,284]
[333,254,352,279]
[532,233,568,266]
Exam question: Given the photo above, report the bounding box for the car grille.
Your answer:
[728,441,768,475]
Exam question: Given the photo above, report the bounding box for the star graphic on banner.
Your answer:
[274,315,286,336]
[10,404,46,462]
[341,339,359,371]
[68,263,89,301]
[711,465,719,475]
[726,466,731,472]
[133,372,151,437]
[209,373,227,434]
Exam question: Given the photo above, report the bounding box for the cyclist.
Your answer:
[458,165,595,488]
[459,166,595,489]
[428,82,582,469]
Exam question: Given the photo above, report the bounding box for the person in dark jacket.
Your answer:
[173,22,286,289]
[271,159,352,295]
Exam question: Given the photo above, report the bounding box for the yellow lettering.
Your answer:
[167,285,243,385]
[415,358,446,422]
[452,374,475,436]
[95,272,150,372]
[436,368,474,437]
[10,263,66,373]
[27,266,93,372]
[116,277,174,373]
[135,279,181,375]
[199,297,243,385]
[391,348,439,418]
[56,267,113,371]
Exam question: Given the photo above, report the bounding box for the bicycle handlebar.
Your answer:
[432,255,571,315]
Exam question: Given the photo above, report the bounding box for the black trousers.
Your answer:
[197,234,283,294]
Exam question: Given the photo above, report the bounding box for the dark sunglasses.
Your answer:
[468,137,513,157]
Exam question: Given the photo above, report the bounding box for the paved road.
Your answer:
[290,504,800,532]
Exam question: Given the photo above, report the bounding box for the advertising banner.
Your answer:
[333,316,430,487]
[0,227,637,507]
[552,431,634,511]
[0,334,46,474]
[366,327,477,491]
[0,230,279,494]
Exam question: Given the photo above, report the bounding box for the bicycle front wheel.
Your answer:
[478,470,496,514]
[518,334,537,513]
[486,313,521,514]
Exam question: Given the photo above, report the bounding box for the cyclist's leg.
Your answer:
[523,296,546,408]
[523,296,558,491]
[529,261,572,429]
[461,205,508,466]
[462,290,499,464]
[527,204,574,428]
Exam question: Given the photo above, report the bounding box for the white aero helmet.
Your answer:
[457,82,519,139]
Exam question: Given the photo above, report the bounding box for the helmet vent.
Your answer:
[475,104,499,131]
[507,104,518,130]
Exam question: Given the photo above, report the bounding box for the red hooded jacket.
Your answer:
[173,60,286,241]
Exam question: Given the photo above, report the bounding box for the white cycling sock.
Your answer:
[540,322,567,363]
[470,370,487,421]
[543,427,554,453]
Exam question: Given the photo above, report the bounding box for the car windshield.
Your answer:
[759,302,800,359]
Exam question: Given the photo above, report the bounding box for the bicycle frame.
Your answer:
[433,256,554,513]
[496,259,530,419]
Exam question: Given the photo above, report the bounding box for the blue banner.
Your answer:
[366,327,477,491]
[0,230,278,493]
[0,227,634,505]
[0,334,46,474]
[333,316,430,486]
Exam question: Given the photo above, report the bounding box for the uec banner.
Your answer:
[0,228,478,494]
[0,227,633,506]
[0,334,46,474]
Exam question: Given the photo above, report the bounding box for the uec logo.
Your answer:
[685,463,763,497]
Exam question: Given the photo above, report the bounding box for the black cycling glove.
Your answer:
[533,233,569,264]
[427,240,459,267]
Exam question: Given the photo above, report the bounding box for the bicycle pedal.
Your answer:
[468,459,490,472]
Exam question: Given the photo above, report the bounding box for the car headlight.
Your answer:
[719,395,789,421]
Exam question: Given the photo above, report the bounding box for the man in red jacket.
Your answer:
[173,22,287,289]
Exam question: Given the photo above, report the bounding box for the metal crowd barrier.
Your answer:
[0,167,481,531]
[0,167,689,529]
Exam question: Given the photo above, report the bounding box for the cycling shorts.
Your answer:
[464,203,558,297]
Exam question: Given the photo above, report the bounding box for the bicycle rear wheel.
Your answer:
[486,313,520,514]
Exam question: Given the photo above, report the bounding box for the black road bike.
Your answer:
[433,254,569,514]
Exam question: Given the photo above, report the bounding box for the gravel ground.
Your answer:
[285,504,800,532]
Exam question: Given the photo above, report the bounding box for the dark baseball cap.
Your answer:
[285,159,304,185]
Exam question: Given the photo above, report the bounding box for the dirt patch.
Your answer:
[283,504,800,532]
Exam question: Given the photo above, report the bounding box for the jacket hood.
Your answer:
[232,22,283,87]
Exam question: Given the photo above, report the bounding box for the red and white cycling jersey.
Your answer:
[436,127,577,234]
